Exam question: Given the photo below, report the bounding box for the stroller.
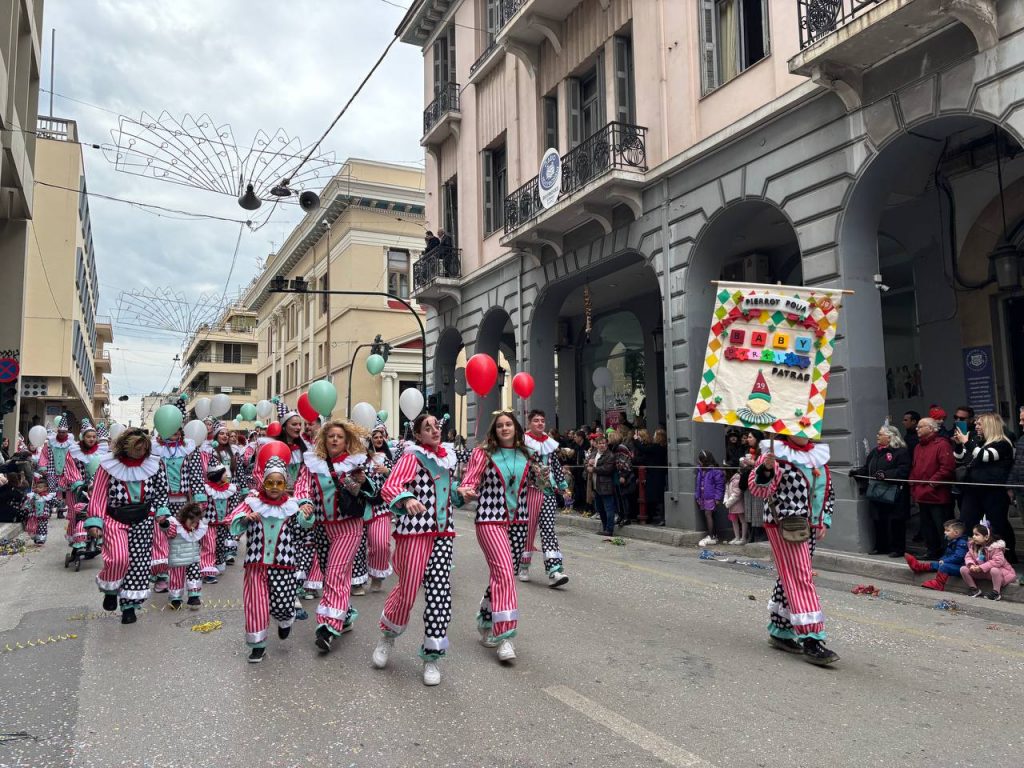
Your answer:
[64,487,101,572]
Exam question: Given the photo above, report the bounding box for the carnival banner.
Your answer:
[692,282,847,440]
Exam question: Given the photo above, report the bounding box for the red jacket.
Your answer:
[909,433,955,505]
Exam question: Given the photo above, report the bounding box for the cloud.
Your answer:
[43,0,424,413]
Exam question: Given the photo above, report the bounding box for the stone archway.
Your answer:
[433,325,463,422]
[472,307,518,440]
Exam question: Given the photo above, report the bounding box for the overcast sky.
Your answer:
[42,0,424,424]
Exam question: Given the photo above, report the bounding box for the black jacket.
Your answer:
[955,439,1013,485]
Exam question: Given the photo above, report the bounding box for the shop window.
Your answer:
[700,0,770,94]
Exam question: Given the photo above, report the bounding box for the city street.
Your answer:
[2,512,1023,768]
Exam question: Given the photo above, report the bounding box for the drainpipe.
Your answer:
[659,179,678,496]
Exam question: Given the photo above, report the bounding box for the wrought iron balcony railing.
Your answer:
[423,82,461,136]
[413,246,462,291]
[503,122,648,235]
[469,0,532,75]
[798,0,885,49]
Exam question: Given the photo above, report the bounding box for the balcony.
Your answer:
[790,0,996,110]
[412,246,461,306]
[496,0,579,48]
[422,83,461,147]
[37,116,78,142]
[94,349,111,373]
[501,122,648,245]
[93,379,110,402]
[188,386,254,398]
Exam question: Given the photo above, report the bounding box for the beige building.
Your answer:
[179,306,259,420]
[243,159,429,437]
[19,116,113,433]
[0,0,43,440]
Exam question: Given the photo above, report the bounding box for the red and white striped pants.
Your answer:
[151,518,169,575]
[352,513,394,584]
[313,518,363,635]
[65,490,86,547]
[476,522,518,639]
[168,562,202,600]
[765,524,825,639]
[243,564,297,648]
[380,534,454,659]
[97,517,153,609]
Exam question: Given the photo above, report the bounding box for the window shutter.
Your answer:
[433,39,443,95]
[700,0,719,94]
[483,150,494,233]
[613,37,634,124]
[447,26,457,84]
[568,78,581,147]
[595,49,607,127]
[486,0,498,41]
[760,0,771,56]
[543,96,559,151]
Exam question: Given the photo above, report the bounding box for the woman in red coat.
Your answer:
[908,418,956,559]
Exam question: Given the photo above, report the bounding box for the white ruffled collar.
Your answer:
[760,439,831,469]
[524,433,557,456]
[407,443,458,471]
[303,450,367,476]
[151,439,197,459]
[173,519,208,542]
[245,496,300,520]
[27,491,56,502]
[205,482,237,499]
[48,434,73,450]
[100,454,162,482]
[69,442,108,464]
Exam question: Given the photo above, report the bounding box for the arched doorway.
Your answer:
[473,307,518,440]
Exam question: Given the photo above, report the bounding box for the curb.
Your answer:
[556,511,1023,603]
[0,521,23,541]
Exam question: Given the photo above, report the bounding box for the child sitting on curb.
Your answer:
[960,522,1017,601]
[904,519,968,591]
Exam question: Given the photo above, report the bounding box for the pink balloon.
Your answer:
[466,353,498,396]
[511,372,535,399]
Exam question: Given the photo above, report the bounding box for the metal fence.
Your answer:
[798,0,886,49]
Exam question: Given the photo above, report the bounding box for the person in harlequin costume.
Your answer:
[748,436,839,666]
[43,415,79,520]
[66,419,107,557]
[23,473,65,544]
[85,427,171,625]
[521,409,572,587]
[159,501,207,610]
[293,419,378,654]
[350,420,395,596]
[457,410,537,664]
[227,455,315,663]
[373,413,459,686]
[199,457,240,581]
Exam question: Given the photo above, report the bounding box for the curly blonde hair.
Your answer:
[113,428,151,461]
[314,419,369,460]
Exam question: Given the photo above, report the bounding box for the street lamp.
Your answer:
[347,334,393,416]
[290,276,309,293]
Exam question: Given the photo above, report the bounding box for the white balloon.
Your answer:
[351,402,378,430]
[593,388,607,409]
[592,366,612,389]
[108,423,125,442]
[210,393,232,418]
[256,399,275,420]
[28,425,48,448]
[193,397,212,419]
[399,388,425,421]
[183,419,207,445]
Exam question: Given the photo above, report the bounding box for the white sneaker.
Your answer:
[698,535,718,547]
[548,571,569,588]
[728,538,744,545]
[517,568,530,583]
[371,636,394,669]
[479,628,499,648]
[496,639,516,662]
[370,577,384,592]
[422,661,441,686]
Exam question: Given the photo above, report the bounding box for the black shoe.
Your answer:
[966,588,984,598]
[278,625,292,640]
[103,594,118,612]
[802,638,839,666]
[121,608,136,625]
[170,599,183,610]
[985,590,1002,601]
[768,636,803,655]
[186,596,201,610]
[202,575,219,584]
[315,625,333,653]
[247,647,266,664]
[225,556,235,565]
[868,549,882,556]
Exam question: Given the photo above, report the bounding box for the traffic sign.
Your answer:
[0,357,19,384]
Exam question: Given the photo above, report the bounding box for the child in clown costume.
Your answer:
[520,409,572,587]
[66,419,108,557]
[227,456,315,663]
[42,415,79,520]
[200,457,240,581]
[23,473,65,544]
[160,501,207,610]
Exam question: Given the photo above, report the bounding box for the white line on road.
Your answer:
[543,685,716,768]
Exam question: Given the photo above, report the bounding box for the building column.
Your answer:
[381,372,397,437]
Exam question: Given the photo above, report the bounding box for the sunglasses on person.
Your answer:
[262,478,287,491]
[491,409,514,416]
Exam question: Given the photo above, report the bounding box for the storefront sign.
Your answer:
[961,345,996,412]
[692,282,847,440]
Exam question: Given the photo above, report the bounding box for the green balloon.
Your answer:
[308,379,338,417]
[240,403,257,421]
[366,354,386,376]
[153,404,183,438]
[376,410,388,422]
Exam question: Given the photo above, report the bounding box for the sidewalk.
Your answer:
[555,510,1024,604]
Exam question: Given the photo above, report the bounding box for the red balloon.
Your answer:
[511,372,535,399]
[466,353,498,396]
[266,421,282,437]
[297,393,318,422]
[256,441,291,471]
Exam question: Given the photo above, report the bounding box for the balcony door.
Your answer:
[569,54,605,148]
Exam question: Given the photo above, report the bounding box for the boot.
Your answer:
[314,625,333,653]
[921,572,949,591]
[102,594,118,612]
[904,554,932,574]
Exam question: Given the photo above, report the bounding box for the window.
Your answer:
[317,343,324,370]
[432,24,457,94]
[700,0,769,94]
[223,343,242,364]
[387,249,411,298]
[543,95,559,152]
[569,58,605,147]
[482,142,507,234]
[442,176,459,246]
[613,36,635,124]
[275,370,282,394]
[266,376,272,399]
[304,353,310,382]
[484,0,500,46]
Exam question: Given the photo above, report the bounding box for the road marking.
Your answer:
[564,547,1024,661]
[544,685,716,767]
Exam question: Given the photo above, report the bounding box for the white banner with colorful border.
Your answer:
[692,282,846,440]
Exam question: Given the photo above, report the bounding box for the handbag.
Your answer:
[780,515,811,543]
[866,479,900,505]
[107,502,150,526]
[327,465,364,519]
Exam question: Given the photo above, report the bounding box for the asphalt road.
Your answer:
[2,512,1023,768]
